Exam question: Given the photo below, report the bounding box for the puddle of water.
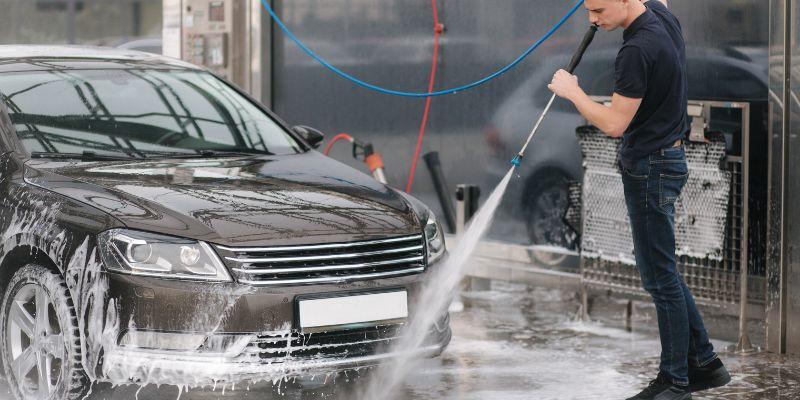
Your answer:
[2,283,799,399]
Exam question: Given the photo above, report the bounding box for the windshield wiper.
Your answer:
[142,150,268,159]
[30,151,138,161]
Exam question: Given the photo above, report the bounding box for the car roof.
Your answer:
[0,45,199,70]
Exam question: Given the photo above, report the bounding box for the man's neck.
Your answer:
[622,2,648,29]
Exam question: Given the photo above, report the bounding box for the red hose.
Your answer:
[323,133,354,155]
[405,0,443,193]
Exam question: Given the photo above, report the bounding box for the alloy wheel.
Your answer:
[6,284,65,400]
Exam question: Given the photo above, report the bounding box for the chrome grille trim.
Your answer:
[236,266,424,286]
[232,255,424,274]
[216,234,426,285]
[224,245,423,263]
[216,234,423,253]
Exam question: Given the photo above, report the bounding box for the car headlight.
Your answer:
[98,229,232,282]
[424,213,446,265]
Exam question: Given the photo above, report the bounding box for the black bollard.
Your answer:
[455,184,481,233]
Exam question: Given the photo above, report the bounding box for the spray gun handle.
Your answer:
[566,25,599,74]
[352,140,371,160]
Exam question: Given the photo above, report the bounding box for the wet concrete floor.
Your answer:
[1,282,798,400]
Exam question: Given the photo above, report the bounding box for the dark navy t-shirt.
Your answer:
[615,1,689,169]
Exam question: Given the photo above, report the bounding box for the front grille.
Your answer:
[215,234,426,285]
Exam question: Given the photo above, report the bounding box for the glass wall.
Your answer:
[271,0,769,256]
[0,0,162,51]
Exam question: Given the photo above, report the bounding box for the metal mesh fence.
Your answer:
[576,126,764,304]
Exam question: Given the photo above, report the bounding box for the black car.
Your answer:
[0,46,450,399]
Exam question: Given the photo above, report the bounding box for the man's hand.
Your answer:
[548,69,582,101]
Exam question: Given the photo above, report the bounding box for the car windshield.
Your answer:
[0,68,303,158]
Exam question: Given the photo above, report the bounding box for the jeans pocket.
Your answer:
[659,171,689,214]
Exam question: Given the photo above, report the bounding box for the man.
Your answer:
[547,1,732,399]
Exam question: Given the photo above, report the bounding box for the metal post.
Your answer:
[455,184,480,233]
[777,0,792,354]
[624,300,633,332]
[455,187,466,234]
[574,285,590,322]
[455,184,488,291]
[765,0,793,354]
[577,151,591,322]
[735,103,757,353]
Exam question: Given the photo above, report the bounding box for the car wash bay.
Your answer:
[0,0,800,399]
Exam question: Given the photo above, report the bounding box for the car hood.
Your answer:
[24,151,421,247]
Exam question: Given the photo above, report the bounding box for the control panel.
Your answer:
[181,0,248,84]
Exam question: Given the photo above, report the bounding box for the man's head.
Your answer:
[584,0,646,31]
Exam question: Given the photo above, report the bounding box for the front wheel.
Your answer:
[0,264,89,400]
[525,173,577,266]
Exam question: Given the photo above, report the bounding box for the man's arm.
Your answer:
[548,70,642,138]
[570,92,642,138]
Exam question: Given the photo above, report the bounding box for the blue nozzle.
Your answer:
[511,155,522,167]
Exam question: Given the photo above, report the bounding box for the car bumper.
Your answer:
[100,320,451,386]
[96,270,451,386]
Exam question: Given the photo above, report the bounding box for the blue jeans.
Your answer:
[619,146,717,386]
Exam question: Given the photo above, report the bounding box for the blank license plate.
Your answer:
[298,291,408,331]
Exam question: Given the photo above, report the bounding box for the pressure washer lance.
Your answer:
[511,25,598,168]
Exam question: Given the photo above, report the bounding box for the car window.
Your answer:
[0,68,303,157]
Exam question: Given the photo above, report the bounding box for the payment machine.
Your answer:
[182,0,247,82]
[171,0,271,103]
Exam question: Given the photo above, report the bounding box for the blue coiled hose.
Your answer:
[259,0,585,98]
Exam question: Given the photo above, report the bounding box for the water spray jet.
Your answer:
[361,24,599,399]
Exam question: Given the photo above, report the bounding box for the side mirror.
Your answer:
[292,125,325,149]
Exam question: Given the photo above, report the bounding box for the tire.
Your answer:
[524,172,577,266]
[0,264,89,400]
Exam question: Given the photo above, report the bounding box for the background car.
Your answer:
[482,46,768,267]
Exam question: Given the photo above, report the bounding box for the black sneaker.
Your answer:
[688,358,731,392]
[626,373,692,400]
